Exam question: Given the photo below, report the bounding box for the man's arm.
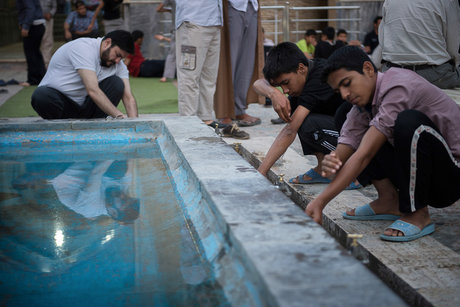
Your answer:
[121,78,138,118]
[78,69,125,118]
[89,1,104,30]
[64,21,72,40]
[258,105,310,176]
[305,126,387,224]
[253,78,292,122]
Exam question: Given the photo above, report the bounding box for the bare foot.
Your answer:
[160,77,167,82]
[219,117,233,125]
[383,207,432,237]
[20,81,30,87]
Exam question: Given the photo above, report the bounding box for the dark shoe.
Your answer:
[222,124,250,139]
[271,117,285,124]
[207,121,230,129]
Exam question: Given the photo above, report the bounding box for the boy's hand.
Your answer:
[321,151,342,177]
[305,198,326,224]
[270,90,291,122]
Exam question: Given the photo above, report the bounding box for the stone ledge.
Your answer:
[226,136,460,307]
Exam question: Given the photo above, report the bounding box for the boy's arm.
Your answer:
[89,1,104,29]
[253,78,292,122]
[258,106,310,176]
[305,126,387,224]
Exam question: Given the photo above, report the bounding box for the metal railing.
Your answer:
[261,3,362,45]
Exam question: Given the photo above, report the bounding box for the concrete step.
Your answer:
[223,134,460,307]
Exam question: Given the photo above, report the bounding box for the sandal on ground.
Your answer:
[270,117,286,124]
[207,121,230,129]
[344,181,363,190]
[342,203,401,221]
[380,220,435,242]
[221,124,249,139]
[288,168,331,184]
[236,116,261,127]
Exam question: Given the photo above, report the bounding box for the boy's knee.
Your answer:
[394,110,437,142]
[31,87,51,115]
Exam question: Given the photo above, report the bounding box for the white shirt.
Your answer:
[380,0,460,65]
[39,37,129,105]
[228,0,258,12]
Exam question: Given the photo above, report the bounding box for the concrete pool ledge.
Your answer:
[0,115,405,306]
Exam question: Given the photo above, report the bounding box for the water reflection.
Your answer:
[0,160,140,274]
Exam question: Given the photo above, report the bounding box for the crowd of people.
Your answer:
[16,0,460,243]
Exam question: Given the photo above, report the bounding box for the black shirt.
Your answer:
[289,58,345,116]
[103,0,123,20]
[363,31,379,54]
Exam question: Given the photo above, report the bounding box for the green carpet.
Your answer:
[0,77,178,117]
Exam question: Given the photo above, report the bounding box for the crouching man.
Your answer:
[31,30,138,119]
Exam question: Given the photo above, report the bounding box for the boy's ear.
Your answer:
[363,61,375,77]
[297,63,307,74]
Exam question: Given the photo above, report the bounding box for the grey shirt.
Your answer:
[380,0,460,66]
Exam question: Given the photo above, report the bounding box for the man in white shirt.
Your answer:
[31,30,138,119]
[380,0,460,89]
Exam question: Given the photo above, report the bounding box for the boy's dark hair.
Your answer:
[374,16,382,24]
[75,0,85,8]
[305,29,316,37]
[103,30,135,54]
[322,26,335,40]
[263,42,308,82]
[321,46,377,83]
[131,30,144,42]
[337,29,347,36]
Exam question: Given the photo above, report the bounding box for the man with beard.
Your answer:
[31,30,138,119]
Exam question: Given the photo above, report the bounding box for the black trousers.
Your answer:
[31,76,124,119]
[23,24,46,85]
[347,110,460,213]
[139,60,165,77]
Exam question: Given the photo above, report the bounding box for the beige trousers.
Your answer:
[176,22,221,121]
[40,18,54,67]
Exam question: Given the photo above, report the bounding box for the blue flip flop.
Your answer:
[288,168,331,184]
[343,203,401,221]
[380,220,435,242]
[344,181,363,190]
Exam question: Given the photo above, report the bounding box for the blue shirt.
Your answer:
[16,0,44,31]
[175,0,223,29]
[65,10,98,32]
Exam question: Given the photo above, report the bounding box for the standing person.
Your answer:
[156,0,176,83]
[91,0,124,35]
[175,0,226,129]
[31,30,138,119]
[214,0,263,130]
[306,46,460,242]
[39,0,56,68]
[380,0,460,89]
[16,0,47,86]
[363,16,381,54]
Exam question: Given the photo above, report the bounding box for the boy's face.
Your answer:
[327,61,376,107]
[306,35,317,45]
[100,39,129,67]
[76,4,87,16]
[337,33,347,42]
[270,64,308,97]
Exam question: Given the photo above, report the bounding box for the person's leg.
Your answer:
[40,18,54,67]
[162,34,176,80]
[139,60,165,77]
[23,24,46,85]
[415,62,460,89]
[31,86,82,119]
[195,25,221,122]
[291,113,338,183]
[384,109,460,237]
[81,75,125,118]
[228,4,258,118]
[176,22,205,117]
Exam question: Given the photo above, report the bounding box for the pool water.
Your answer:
[0,141,239,306]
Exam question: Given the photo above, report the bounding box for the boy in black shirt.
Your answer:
[253,42,360,188]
